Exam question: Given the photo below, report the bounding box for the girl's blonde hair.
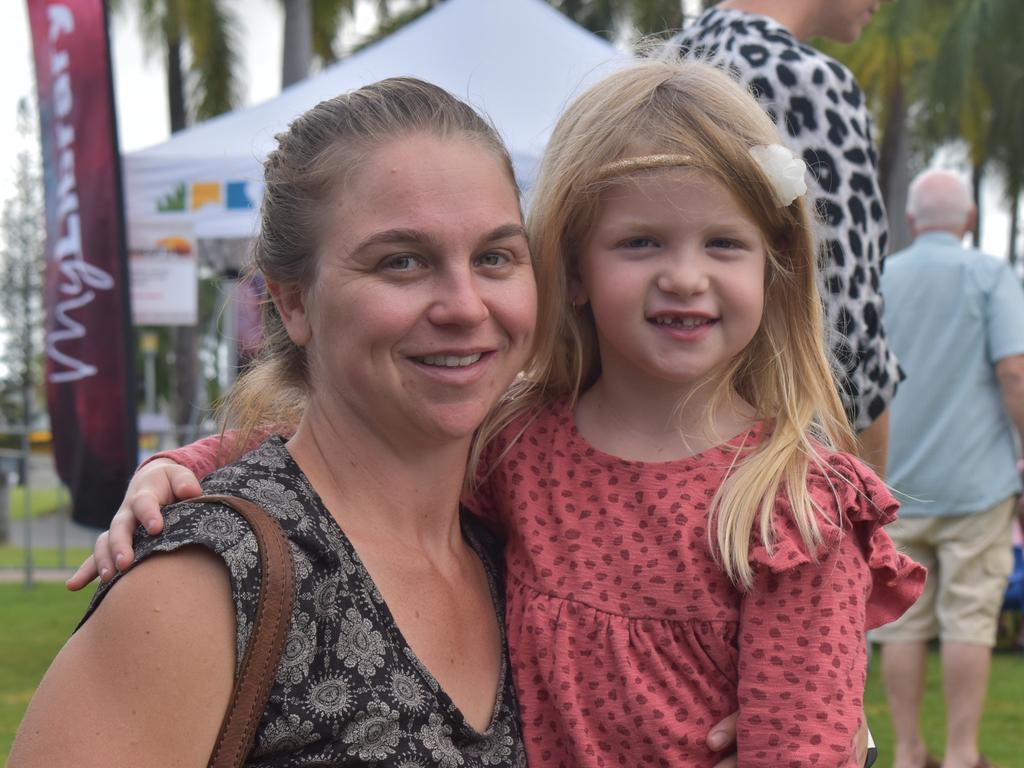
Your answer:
[475,58,856,589]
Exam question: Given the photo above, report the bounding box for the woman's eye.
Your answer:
[382,254,423,271]
[476,251,511,268]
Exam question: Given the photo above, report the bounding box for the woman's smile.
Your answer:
[293,133,536,445]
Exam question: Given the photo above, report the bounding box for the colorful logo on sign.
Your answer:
[156,181,257,212]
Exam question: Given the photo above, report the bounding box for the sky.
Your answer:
[0,1,1017,259]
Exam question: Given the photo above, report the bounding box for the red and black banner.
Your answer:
[27,0,137,527]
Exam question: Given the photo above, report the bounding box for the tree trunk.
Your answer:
[1009,187,1020,267]
[166,29,187,132]
[971,162,984,248]
[878,80,915,253]
[282,0,313,88]
[165,21,198,434]
[876,78,915,252]
[876,79,903,210]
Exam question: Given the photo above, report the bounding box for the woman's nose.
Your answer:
[427,266,490,326]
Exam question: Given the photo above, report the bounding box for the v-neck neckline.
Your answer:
[274,435,511,738]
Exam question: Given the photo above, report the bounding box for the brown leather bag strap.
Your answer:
[194,494,296,768]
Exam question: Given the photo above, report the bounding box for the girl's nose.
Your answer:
[656,253,710,297]
[427,266,490,326]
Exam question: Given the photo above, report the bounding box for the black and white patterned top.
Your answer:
[84,436,526,767]
[672,7,904,429]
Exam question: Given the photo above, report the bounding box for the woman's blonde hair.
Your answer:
[219,77,519,455]
[475,58,855,589]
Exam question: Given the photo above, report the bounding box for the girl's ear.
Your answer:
[568,274,589,308]
[267,279,312,347]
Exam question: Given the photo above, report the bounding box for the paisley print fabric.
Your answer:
[84,436,526,768]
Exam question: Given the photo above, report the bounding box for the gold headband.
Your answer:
[591,154,695,182]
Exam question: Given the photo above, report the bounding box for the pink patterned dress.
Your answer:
[466,399,924,768]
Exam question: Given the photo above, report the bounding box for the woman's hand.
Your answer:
[708,712,737,767]
[65,459,202,591]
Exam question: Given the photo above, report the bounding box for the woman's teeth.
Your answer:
[418,353,483,368]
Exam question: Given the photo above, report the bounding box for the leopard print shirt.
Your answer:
[84,436,526,768]
[673,7,904,429]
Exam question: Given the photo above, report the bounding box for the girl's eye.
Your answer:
[382,254,424,272]
[621,237,659,249]
[707,238,742,250]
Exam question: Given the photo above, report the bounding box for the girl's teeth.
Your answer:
[654,317,710,328]
[419,353,482,368]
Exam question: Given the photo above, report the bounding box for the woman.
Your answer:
[10,77,741,767]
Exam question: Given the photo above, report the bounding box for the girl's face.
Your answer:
[276,133,536,446]
[577,167,766,398]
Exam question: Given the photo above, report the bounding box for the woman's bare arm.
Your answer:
[10,547,235,767]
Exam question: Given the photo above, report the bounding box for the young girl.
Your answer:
[76,60,924,767]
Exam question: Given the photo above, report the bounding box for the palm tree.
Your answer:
[821,0,1024,259]
[112,0,242,131]
[111,0,242,431]
[919,0,1024,253]
[280,0,357,88]
[818,0,937,250]
[630,0,685,35]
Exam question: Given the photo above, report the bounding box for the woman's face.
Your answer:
[276,133,536,448]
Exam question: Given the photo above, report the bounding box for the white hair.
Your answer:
[906,169,973,232]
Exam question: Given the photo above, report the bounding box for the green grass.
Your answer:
[0,583,92,762]
[6,486,65,520]
[865,646,1024,766]
[0,588,1020,764]
[0,545,92,569]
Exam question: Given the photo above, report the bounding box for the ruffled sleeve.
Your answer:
[828,453,926,628]
[736,451,925,767]
[748,451,926,630]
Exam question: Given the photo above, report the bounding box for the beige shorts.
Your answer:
[871,496,1017,647]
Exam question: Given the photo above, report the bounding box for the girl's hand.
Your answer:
[708,712,737,767]
[65,459,202,591]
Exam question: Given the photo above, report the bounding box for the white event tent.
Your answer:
[122,0,628,244]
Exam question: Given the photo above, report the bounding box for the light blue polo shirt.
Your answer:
[882,232,1024,517]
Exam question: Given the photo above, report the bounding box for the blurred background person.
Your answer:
[873,169,1024,768]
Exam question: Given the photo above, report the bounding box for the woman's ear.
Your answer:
[267,280,312,347]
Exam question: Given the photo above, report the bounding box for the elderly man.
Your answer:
[874,169,1024,768]
[672,0,902,474]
